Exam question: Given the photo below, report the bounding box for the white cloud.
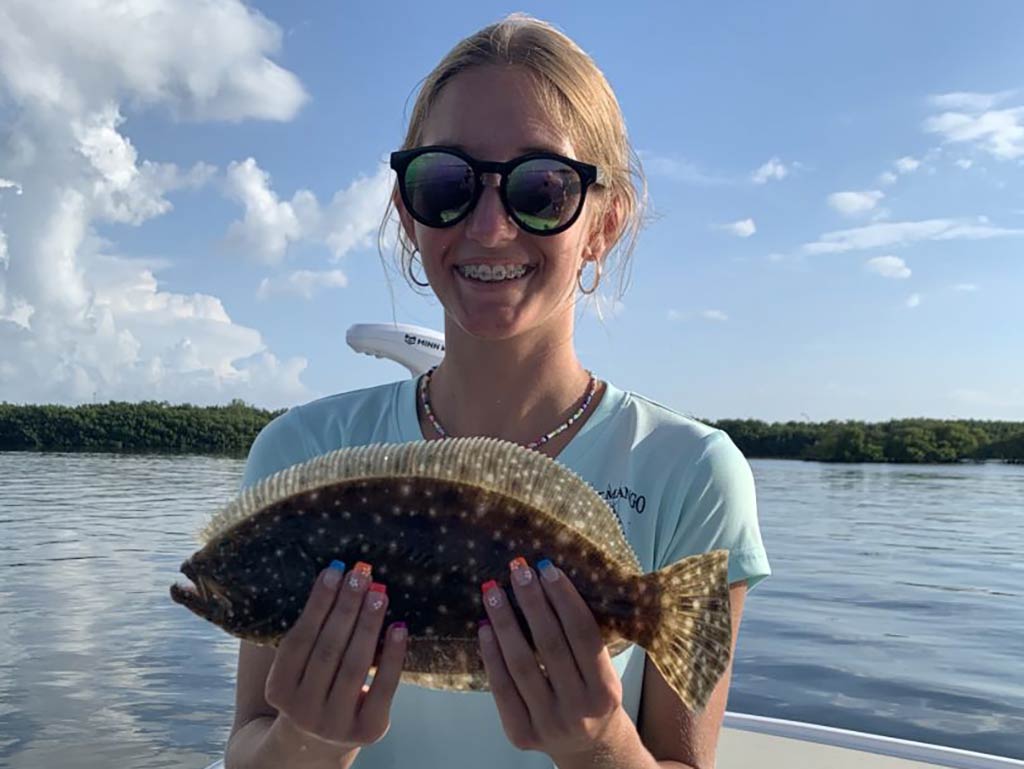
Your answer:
[666,308,728,322]
[895,156,921,174]
[257,269,349,300]
[803,217,1024,255]
[0,178,23,195]
[955,158,974,169]
[953,283,979,292]
[924,90,1024,160]
[0,0,307,120]
[751,157,788,184]
[0,0,311,407]
[724,218,756,238]
[878,171,899,185]
[638,151,733,185]
[929,91,1017,112]
[828,190,885,216]
[866,256,911,279]
[224,158,392,264]
[906,293,922,308]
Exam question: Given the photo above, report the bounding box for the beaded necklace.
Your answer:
[418,365,599,451]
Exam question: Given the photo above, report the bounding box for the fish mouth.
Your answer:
[170,560,230,619]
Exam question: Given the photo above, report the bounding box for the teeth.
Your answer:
[457,264,529,282]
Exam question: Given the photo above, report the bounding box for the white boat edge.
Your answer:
[199,711,1024,769]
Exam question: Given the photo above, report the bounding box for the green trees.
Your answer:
[0,401,284,455]
[0,402,1020,463]
[712,418,1023,464]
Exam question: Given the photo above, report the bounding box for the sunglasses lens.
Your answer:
[404,152,475,225]
[506,158,583,232]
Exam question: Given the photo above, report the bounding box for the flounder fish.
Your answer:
[170,437,732,711]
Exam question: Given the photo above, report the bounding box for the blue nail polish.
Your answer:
[537,559,553,572]
[330,559,347,572]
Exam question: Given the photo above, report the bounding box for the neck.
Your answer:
[422,320,595,445]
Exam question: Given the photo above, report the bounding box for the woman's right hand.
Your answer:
[264,561,408,751]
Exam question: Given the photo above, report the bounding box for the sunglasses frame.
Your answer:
[390,145,606,236]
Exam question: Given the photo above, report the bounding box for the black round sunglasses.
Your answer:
[390,145,606,236]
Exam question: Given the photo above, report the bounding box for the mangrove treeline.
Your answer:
[0,401,1021,463]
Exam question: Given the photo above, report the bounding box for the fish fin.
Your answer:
[642,549,733,712]
[199,438,642,576]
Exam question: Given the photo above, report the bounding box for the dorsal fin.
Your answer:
[198,437,642,575]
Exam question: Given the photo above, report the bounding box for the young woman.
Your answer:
[224,14,770,769]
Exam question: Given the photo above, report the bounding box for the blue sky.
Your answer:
[1,1,1022,420]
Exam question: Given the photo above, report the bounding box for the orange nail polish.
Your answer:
[354,562,373,576]
[509,556,528,571]
[481,579,498,594]
[369,582,387,594]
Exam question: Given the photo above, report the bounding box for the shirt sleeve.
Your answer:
[240,407,315,491]
[657,429,771,591]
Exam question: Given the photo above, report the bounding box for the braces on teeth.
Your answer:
[457,264,530,281]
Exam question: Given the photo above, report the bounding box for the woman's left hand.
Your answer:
[477,557,633,763]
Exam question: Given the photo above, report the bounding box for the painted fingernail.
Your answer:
[349,561,372,589]
[390,621,407,642]
[510,556,533,586]
[537,558,559,582]
[481,579,503,608]
[368,582,387,610]
[323,564,343,589]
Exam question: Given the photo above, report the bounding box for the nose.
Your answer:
[464,172,518,247]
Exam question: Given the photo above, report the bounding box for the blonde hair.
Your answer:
[378,13,648,315]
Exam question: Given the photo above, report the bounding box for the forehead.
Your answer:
[420,65,574,160]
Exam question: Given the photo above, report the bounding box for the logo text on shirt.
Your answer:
[598,484,647,514]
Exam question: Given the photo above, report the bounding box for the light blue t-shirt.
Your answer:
[240,377,771,769]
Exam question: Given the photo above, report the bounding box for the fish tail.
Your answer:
[639,549,733,712]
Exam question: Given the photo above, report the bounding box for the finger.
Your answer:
[508,557,584,701]
[327,581,391,713]
[536,560,614,691]
[478,619,534,748]
[299,562,373,702]
[268,561,347,697]
[481,578,553,717]
[358,620,409,730]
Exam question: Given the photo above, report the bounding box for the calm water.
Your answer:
[1,453,1022,768]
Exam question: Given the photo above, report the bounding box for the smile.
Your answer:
[455,264,536,283]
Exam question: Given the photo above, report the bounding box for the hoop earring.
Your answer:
[576,257,601,295]
[408,249,430,288]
